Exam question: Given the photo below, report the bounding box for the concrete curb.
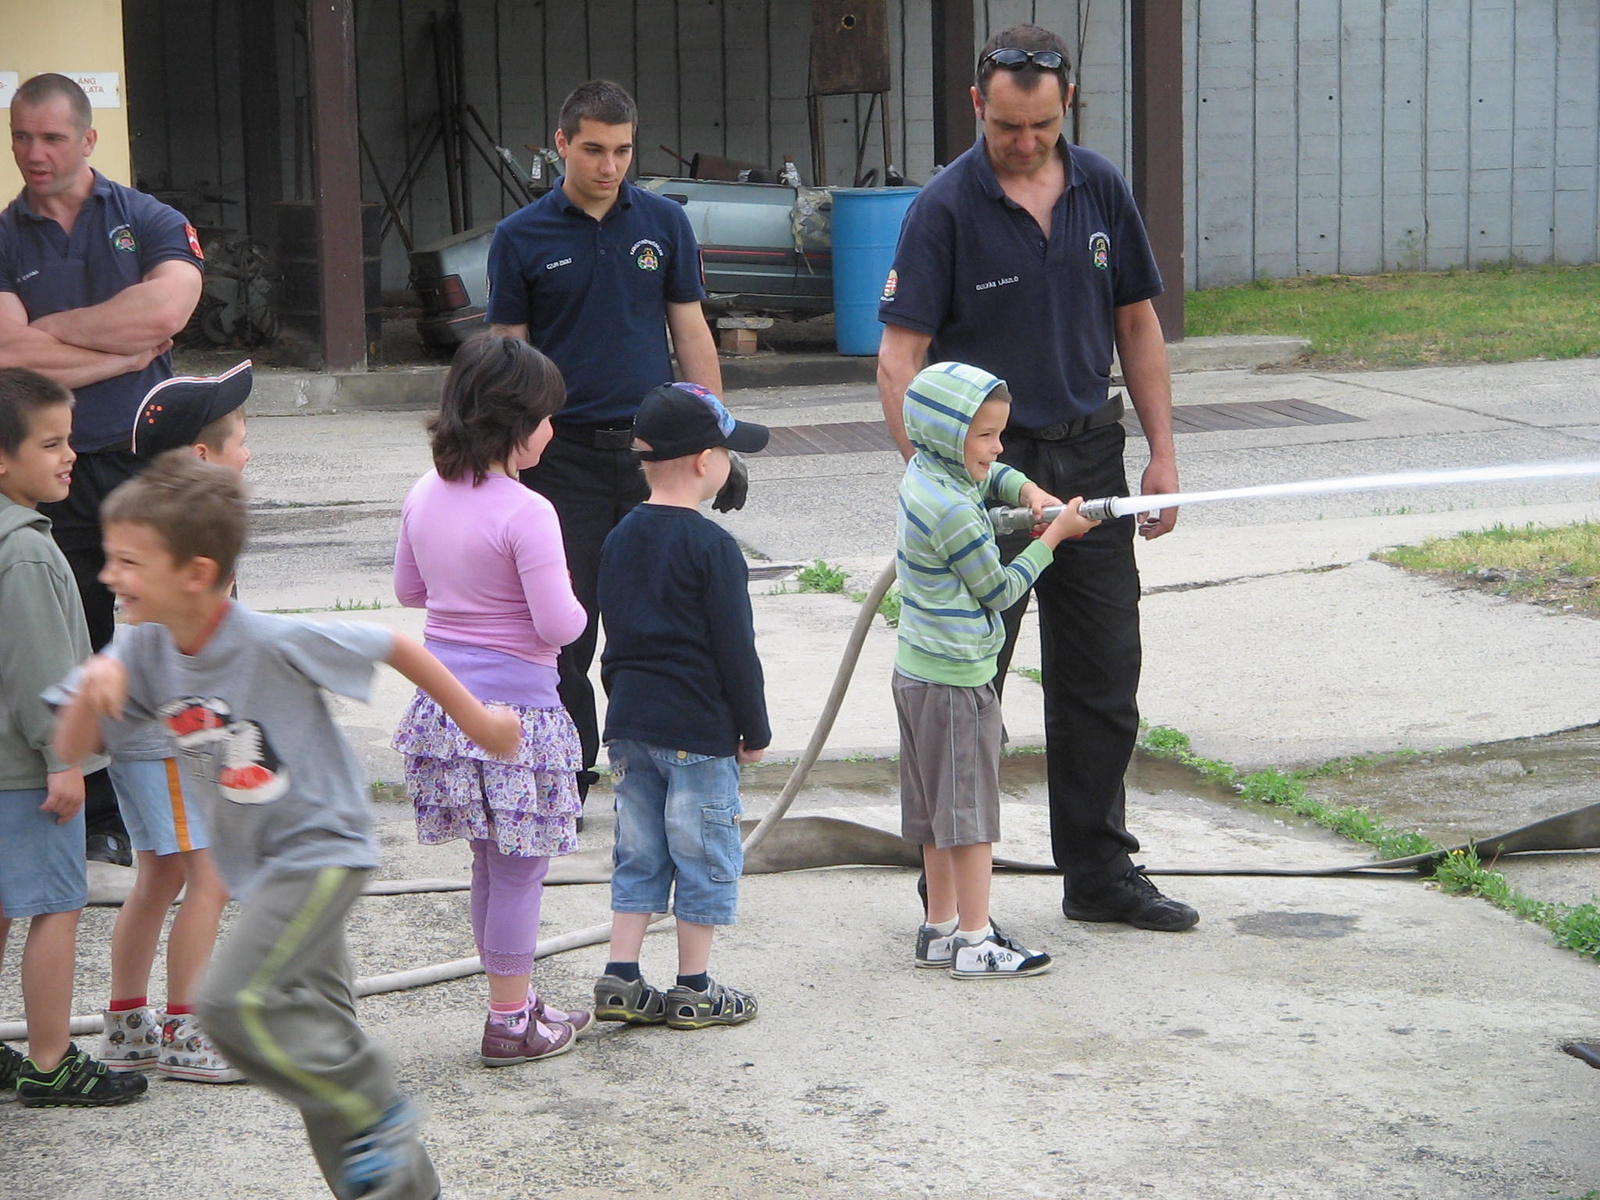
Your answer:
[244,335,1310,417]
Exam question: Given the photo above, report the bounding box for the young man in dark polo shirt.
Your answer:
[0,73,203,864]
[876,25,1198,933]
[487,80,722,803]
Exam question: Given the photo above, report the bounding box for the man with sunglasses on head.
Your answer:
[877,25,1197,933]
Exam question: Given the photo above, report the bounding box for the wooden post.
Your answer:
[306,0,367,370]
[1130,0,1185,341]
[238,0,282,251]
[931,0,975,167]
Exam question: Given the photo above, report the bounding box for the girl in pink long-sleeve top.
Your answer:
[391,332,591,1065]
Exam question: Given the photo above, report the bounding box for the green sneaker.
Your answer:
[16,1044,148,1108]
[663,978,757,1030]
[592,974,669,1025]
[0,1042,23,1099]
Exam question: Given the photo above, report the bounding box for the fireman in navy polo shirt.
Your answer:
[0,73,203,865]
[877,25,1198,933]
[486,79,722,805]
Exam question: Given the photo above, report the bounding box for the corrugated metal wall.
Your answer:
[120,0,1600,293]
[1186,0,1600,287]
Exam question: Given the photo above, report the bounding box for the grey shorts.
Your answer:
[892,671,1003,849]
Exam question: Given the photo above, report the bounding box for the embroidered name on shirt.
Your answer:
[974,276,1019,292]
[18,269,40,282]
[545,257,574,271]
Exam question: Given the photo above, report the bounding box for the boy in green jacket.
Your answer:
[0,368,145,1105]
[894,362,1095,978]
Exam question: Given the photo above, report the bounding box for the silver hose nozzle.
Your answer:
[1076,496,1121,522]
[988,495,1125,533]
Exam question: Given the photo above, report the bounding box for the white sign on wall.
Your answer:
[0,70,119,109]
[62,72,121,108]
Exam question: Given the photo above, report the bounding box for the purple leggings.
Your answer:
[470,840,550,977]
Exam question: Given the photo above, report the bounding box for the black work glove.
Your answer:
[712,451,749,512]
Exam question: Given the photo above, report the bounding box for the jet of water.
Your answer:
[989,459,1600,531]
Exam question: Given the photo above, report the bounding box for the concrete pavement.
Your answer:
[4,354,1600,1198]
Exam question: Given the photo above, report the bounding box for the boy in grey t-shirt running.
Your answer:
[53,452,520,1200]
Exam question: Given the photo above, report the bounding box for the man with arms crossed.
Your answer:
[1,74,203,863]
[877,25,1198,932]
[487,80,722,804]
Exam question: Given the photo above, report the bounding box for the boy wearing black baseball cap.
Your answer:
[130,360,253,471]
[591,382,771,1030]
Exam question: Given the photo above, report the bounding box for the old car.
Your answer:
[409,177,833,350]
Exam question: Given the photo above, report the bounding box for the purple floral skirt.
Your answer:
[391,691,581,858]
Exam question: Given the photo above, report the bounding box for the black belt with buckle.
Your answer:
[552,420,636,451]
[1006,392,1125,442]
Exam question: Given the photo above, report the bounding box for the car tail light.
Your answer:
[433,274,470,310]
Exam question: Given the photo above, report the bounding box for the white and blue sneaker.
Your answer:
[341,1099,422,1196]
[917,918,1014,969]
[915,923,957,969]
[949,927,1052,979]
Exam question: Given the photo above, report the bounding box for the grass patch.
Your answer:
[796,560,847,594]
[877,586,902,627]
[267,597,385,614]
[1376,521,1600,619]
[1139,725,1600,962]
[1431,847,1600,963]
[1186,263,1600,369]
[848,583,903,626]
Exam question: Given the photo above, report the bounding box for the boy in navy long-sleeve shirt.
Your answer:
[593,382,770,1031]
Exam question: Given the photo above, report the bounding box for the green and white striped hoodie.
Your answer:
[895,362,1056,686]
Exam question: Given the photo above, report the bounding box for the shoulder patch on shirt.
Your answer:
[631,239,662,271]
[110,224,137,253]
[185,223,204,260]
[1089,230,1110,270]
[881,268,898,302]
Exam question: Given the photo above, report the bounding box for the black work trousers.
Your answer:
[40,449,141,841]
[519,432,649,795]
[994,422,1143,893]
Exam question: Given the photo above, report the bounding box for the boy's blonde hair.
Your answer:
[637,449,710,484]
[194,406,245,457]
[101,450,247,586]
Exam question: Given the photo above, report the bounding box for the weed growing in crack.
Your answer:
[796,560,847,594]
[1430,848,1600,962]
[1138,725,1600,964]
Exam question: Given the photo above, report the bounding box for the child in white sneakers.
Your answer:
[97,362,255,1082]
[892,363,1095,978]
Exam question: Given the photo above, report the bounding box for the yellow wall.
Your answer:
[0,0,131,195]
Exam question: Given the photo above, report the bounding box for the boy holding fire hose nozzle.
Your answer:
[892,362,1097,978]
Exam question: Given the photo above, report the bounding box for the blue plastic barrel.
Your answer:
[830,186,920,356]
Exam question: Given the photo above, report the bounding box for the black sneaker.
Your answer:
[85,832,133,867]
[16,1044,149,1107]
[1062,866,1199,932]
[0,1042,23,1099]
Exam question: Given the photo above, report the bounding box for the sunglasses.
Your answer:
[979,48,1070,73]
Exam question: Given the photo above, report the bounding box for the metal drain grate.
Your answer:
[1144,399,1364,435]
[758,400,1361,458]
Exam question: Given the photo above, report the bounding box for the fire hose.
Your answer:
[12,458,1600,1042]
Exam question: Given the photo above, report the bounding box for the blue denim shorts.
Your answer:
[606,740,743,926]
[0,788,87,918]
[109,757,211,856]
